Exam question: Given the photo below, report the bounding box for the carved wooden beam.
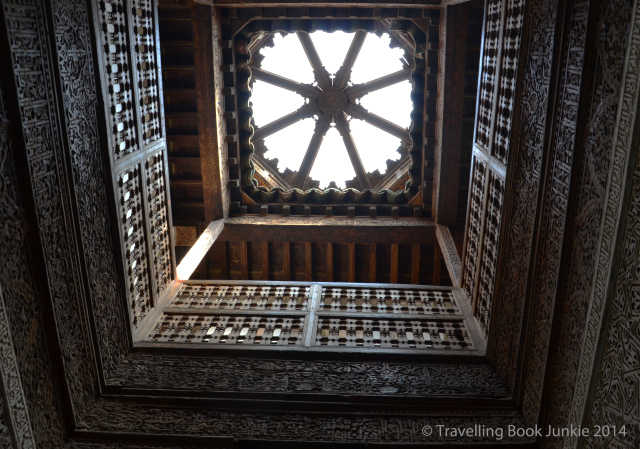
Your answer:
[192,5,224,221]
[433,4,467,226]
[335,113,372,190]
[345,69,412,99]
[261,241,269,280]
[373,156,412,191]
[221,217,437,244]
[369,244,377,282]
[297,31,332,88]
[346,103,412,143]
[348,243,356,282]
[379,19,416,56]
[334,30,367,89]
[252,154,292,190]
[293,114,331,189]
[391,244,399,283]
[412,244,421,284]
[251,67,320,99]
[282,242,291,280]
[253,102,318,141]
[326,243,334,282]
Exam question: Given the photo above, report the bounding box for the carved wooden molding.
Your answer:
[517,0,589,426]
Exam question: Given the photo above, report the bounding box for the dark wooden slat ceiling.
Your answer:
[176,239,452,286]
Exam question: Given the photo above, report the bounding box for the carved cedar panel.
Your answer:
[476,171,505,338]
[475,0,503,148]
[50,0,129,376]
[131,0,161,145]
[540,0,635,444]
[149,314,306,345]
[567,0,640,444]
[146,150,171,295]
[78,401,534,444]
[492,0,526,165]
[316,317,473,349]
[585,150,640,448]
[519,0,588,426]
[168,284,310,311]
[3,0,99,423]
[118,166,152,326]
[70,443,230,449]
[462,158,487,304]
[0,43,65,448]
[110,352,510,396]
[487,0,558,387]
[0,74,37,449]
[0,397,10,449]
[97,0,139,159]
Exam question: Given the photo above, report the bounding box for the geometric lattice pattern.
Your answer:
[131,0,161,145]
[476,171,505,337]
[492,0,525,165]
[168,284,311,311]
[475,0,503,148]
[146,150,172,295]
[96,0,174,326]
[146,282,480,353]
[319,287,459,315]
[462,159,487,304]
[117,166,152,326]
[97,0,139,159]
[149,314,306,345]
[315,317,474,350]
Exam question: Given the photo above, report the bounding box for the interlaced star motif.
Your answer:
[251,31,413,191]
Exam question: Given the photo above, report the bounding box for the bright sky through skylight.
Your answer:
[251,31,413,189]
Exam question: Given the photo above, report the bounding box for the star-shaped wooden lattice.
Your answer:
[251,31,412,191]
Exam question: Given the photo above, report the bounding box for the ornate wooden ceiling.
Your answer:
[1,0,639,447]
[162,2,482,228]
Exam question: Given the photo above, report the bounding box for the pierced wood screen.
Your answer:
[118,167,151,325]
[476,172,505,337]
[462,0,525,339]
[475,0,503,148]
[97,0,139,159]
[95,0,174,329]
[493,0,526,164]
[462,160,487,304]
[144,282,481,353]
